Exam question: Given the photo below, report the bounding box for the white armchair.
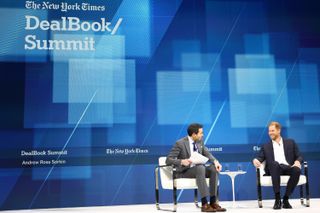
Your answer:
[155,156,211,212]
[256,161,310,208]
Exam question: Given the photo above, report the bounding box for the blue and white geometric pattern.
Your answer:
[157,71,212,125]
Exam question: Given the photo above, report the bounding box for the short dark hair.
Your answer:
[187,123,203,136]
[268,121,281,130]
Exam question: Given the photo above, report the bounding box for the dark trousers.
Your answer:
[177,164,218,198]
[268,161,301,197]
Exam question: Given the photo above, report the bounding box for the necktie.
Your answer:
[193,142,198,152]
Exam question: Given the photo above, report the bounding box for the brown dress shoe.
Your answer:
[211,203,227,212]
[201,203,216,212]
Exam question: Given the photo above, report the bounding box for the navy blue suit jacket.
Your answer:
[256,139,303,175]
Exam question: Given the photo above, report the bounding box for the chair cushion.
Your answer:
[167,178,210,190]
[158,156,210,189]
[260,175,307,187]
[258,161,307,187]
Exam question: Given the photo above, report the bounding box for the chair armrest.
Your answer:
[303,161,309,178]
[156,165,173,168]
[155,164,178,179]
[303,161,308,168]
[256,168,262,183]
[256,167,262,204]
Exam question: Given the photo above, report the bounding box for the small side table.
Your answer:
[220,170,246,207]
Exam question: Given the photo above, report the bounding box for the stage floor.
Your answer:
[1,199,318,212]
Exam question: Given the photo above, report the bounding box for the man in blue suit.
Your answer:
[166,123,226,212]
[253,121,303,209]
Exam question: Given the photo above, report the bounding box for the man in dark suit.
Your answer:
[166,123,226,212]
[253,121,303,209]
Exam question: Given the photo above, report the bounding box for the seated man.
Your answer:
[252,121,303,209]
[166,123,226,212]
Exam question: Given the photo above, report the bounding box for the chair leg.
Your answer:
[304,162,310,207]
[300,185,304,205]
[194,189,199,207]
[306,181,310,207]
[173,183,177,212]
[258,197,263,208]
[154,166,177,212]
[257,168,263,208]
[155,167,160,210]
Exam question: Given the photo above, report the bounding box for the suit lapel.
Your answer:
[268,141,275,162]
[183,137,191,157]
[283,139,289,162]
[197,141,202,154]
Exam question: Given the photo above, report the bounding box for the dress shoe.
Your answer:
[273,199,281,210]
[201,203,216,212]
[282,199,292,209]
[211,203,227,212]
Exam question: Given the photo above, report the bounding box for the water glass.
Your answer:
[225,163,230,171]
[237,163,242,171]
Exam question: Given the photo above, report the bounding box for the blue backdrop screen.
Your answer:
[0,0,319,210]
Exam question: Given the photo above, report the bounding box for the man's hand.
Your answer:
[214,161,222,172]
[252,158,261,168]
[292,160,301,169]
[181,159,191,166]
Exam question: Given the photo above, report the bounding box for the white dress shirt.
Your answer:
[188,136,198,153]
[272,137,289,165]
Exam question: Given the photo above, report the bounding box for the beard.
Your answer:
[195,137,202,142]
[269,134,279,141]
